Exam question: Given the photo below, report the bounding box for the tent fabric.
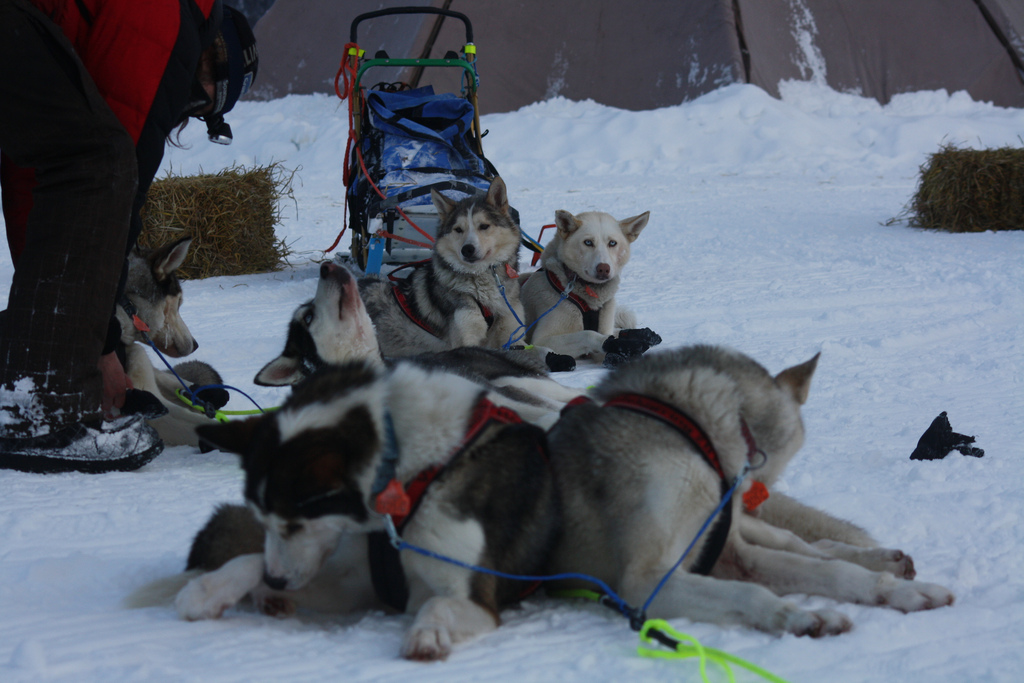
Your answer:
[250,0,1024,112]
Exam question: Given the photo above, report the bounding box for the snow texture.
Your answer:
[1,81,1022,682]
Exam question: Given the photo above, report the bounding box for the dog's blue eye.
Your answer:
[609,240,617,247]
[303,312,314,326]
[584,239,594,247]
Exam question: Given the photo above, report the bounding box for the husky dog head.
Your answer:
[255,262,382,387]
[549,210,649,284]
[197,363,385,590]
[120,237,198,357]
[430,176,521,274]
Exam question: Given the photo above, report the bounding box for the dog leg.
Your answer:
[399,516,497,660]
[716,540,954,612]
[449,308,490,348]
[620,563,851,637]
[401,596,499,661]
[532,329,610,358]
[738,514,916,578]
[176,553,265,620]
[757,491,877,548]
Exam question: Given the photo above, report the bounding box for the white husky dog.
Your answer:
[520,209,661,365]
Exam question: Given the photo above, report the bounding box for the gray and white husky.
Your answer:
[254,260,582,428]
[520,208,661,364]
[168,360,560,661]
[119,238,224,446]
[545,344,954,636]
[357,176,526,356]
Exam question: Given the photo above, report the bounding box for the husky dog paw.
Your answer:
[401,596,498,662]
[544,352,576,373]
[878,577,955,612]
[783,607,853,638]
[176,574,237,621]
[175,554,263,621]
[863,548,916,578]
[402,623,454,662]
[618,327,662,347]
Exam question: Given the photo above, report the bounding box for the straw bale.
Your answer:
[907,145,1024,233]
[140,163,292,278]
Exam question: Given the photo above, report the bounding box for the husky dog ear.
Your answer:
[485,176,510,216]
[254,354,305,386]
[196,415,264,455]
[619,211,650,243]
[431,188,458,220]
[775,352,820,405]
[152,237,193,279]
[554,209,582,238]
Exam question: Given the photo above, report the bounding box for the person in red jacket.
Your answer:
[0,0,258,473]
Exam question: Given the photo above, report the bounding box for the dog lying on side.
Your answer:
[254,260,582,428]
[544,345,954,636]
[118,238,226,446]
[520,208,661,366]
[171,360,560,661]
[356,176,528,357]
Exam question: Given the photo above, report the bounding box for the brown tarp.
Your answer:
[250,0,1024,112]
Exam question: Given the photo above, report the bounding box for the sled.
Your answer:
[335,7,536,273]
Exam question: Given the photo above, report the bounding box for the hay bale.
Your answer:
[908,144,1024,232]
[139,163,292,278]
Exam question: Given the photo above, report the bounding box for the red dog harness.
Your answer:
[367,398,530,611]
[391,281,494,338]
[562,392,767,575]
[544,269,601,332]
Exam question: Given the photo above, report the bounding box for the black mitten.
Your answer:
[545,352,576,373]
[910,411,984,460]
[602,335,650,358]
[120,388,169,420]
[192,385,230,410]
[618,327,663,347]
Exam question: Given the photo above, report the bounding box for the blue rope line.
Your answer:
[495,268,572,350]
[640,467,749,614]
[138,334,267,416]
[380,462,747,628]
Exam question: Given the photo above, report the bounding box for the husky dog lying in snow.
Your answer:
[543,344,954,636]
[520,208,661,365]
[132,359,559,661]
[118,238,225,446]
[354,176,529,356]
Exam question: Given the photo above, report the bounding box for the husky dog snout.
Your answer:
[263,572,287,591]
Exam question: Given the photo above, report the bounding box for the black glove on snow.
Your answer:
[910,411,984,460]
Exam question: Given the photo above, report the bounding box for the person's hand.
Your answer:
[98,351,132,418]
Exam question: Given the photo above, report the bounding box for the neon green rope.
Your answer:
[638,620,790,683]
[174,390,278,422]
[550,591,787,682]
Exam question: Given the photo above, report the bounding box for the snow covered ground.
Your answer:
[1,81,1022,681]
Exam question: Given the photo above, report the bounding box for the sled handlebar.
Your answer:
[350,7,474,45]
